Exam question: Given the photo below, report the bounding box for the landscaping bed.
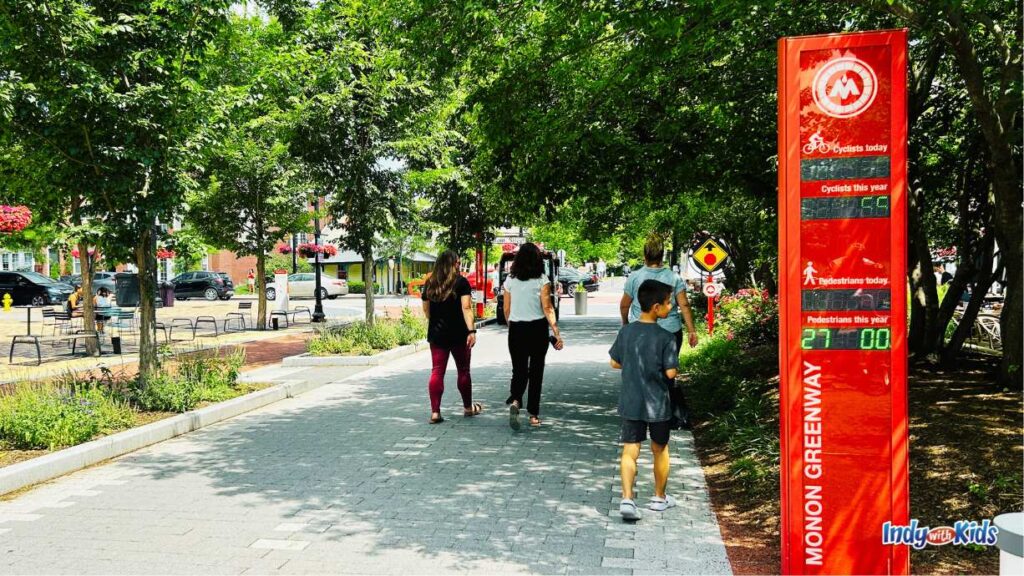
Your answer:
[0,349,271,470]
[681,290,1022,575]
[307,308,427,356]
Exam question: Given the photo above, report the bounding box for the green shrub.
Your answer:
[347,281,381,294]
[396,308,427,345]
[679,319,780,499]
[0,386,134,450]
[133,349,246,412]
[134,371,204,413]
[308,315,425,356]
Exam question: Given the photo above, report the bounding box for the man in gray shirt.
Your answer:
[609,280,679,521]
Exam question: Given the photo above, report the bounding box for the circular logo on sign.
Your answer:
[812,57,878,118]
[703,283,720,298]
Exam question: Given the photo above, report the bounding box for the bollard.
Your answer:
[111,336,122,355]
[574,288,588,315]
[272,317,279,330]
[995,512,1023,575]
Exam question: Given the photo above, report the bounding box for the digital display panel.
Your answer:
[800,327,892,350]
[801,196,890,220]
[801,289,891,311]
[800,156,890,181]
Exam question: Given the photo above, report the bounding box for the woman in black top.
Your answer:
[421,250,482,424]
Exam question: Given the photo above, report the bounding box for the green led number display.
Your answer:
[800,328,891,350]
[801,195,891,220]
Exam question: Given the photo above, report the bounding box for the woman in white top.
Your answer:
[503,243,563,429]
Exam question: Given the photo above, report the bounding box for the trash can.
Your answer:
[995,512,1023,575]
[160,282,175,308]
[574,289,588,316]
[114,273,141,307]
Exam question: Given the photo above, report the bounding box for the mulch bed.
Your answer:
[694,354,1021,575]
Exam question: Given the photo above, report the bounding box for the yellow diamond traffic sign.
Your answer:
[693,239,729,273]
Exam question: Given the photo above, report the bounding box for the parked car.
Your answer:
[265,273,348,301]
[58,271,117,295]
[170,271,234,301]
[495,250,560,325]
[0,271,75,306]
[557,267,600,297]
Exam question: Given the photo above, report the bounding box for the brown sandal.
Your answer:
[464,402,484,417]
[529,416,542,427]
[429,414,445,424]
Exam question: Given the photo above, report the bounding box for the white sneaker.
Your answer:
[619,498,642,521]
[648,495,677,511]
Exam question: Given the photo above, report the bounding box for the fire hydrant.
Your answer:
[2,293,12,312]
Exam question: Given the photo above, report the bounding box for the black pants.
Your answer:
[506,318,549,417]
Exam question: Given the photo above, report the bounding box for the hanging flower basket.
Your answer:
[0,205,32,234]
[157,248,176,260]
[297,243,338,258]
[277,245,293,255]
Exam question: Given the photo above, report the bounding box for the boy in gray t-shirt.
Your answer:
[609,280,679,521]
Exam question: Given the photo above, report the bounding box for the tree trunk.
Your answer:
[135,227,159,385]
[363,251,375,326]
[256,253,267,330]
[942,12,1022,384]
[76,242,98,355]
[942,264,1000,365]
[996,236,1022,385]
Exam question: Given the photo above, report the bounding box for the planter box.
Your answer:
[283,341,431,367]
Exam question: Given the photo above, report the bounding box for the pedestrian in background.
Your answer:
[421,250,482,424]
[504,242,563,429]
[247,268,255,293]
[620,234,699,351]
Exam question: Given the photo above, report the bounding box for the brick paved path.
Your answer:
[0,317,730,575]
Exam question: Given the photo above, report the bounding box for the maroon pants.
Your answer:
[428,343,472,413]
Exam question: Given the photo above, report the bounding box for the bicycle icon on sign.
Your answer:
[802,130,833,154]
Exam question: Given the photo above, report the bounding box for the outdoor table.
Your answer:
[14,305,35,336]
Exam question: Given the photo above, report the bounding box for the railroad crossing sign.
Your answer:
[692,238,729,273]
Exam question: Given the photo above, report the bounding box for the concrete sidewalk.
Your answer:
[0,317,730,575]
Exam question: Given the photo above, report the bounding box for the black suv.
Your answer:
[0,271,76,306]
[170,271,234,301]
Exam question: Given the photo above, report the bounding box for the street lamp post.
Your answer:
[388,257,395,294]
[291,234,298,274]
[312,196,326,323]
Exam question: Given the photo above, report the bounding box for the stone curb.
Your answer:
[281,318,497,367]
[0,376,332,497]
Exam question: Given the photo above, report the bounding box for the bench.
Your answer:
[9,332,102,365]
[269,306,312,329]
[194,315,219,337]
[225,302,253,333]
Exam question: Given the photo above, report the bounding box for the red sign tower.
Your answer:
[777,30,909,575]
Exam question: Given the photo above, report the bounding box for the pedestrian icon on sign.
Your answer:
[803,261,817,285]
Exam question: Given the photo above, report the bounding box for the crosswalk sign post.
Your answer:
[691,238,730,335]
